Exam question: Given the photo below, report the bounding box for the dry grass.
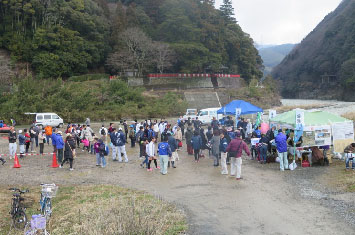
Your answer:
[322,160,355,192]
[0,185,187,235]
[275,104,327,113]
[341,112,355,122]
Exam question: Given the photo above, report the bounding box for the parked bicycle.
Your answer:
[39,183,58,220]
[9,188,29,229]
[24,214,49,235]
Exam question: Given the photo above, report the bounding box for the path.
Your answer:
[1,141,353,235]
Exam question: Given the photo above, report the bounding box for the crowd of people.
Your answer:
[3,115,355,175]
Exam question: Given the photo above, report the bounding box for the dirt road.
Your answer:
[0,132,354,234]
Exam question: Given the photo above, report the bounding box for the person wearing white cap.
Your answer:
[116,127,128,162]
[8,127,17,160]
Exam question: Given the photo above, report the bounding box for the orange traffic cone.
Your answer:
[51,153,59,168]
[13,154,21,168]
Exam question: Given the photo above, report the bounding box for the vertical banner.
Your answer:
[294,110,304,142]
[269,110,277,119]
[235,108,241,117]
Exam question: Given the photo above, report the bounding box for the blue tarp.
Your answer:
[217,100,263,115]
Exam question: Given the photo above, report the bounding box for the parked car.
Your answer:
[25,113,64,128]
[183,109,198,121]
[197,107,220,125]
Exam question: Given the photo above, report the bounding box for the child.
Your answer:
[98,139,107,168]
[146,137,159,171]
[24,129,31,154]
[140,138,148,168]
[82,138,89,152]
[18,130,25,158]
[93,137,101,166]
[250,135,260,160]
[38,130,46,155]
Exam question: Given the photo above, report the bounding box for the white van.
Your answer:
[25,113,64,128]
[197,108,220,125]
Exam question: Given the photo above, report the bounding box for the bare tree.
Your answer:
[106,50,134,75]
[152,42,175,74]
[120,27,153,76]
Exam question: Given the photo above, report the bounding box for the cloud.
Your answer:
[215,0,342,45]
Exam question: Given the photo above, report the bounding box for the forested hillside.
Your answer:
[272,0,355,100]
[0,0,263,81]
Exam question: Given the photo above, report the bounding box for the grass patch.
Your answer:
[322,160,355,192]
[0,185,187,235]
[341,112,355,122]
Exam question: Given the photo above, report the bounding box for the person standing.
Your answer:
[38,130,46,155]
[219,132,229,175]
[8,127,17,160]
[60,134,76,171]
[56,131,64,165]
[226,132,250,180]
[146,137,159,171]
[117,128,128,162]
[30,125,36,152]
[191,131,202,162]
[344,143,355,170]
[153,122,160,141]
[18,130,25,158]
[110,128,119,161]
[158,136,172,175]
[185,124,193,155]
[168,132,178,168]
[25,129,31,154]
[99,125,108,143]
[210,130,220,167]
[136,126,145,158]
[51,128,57,154]
[128,125,136,147]
[123,120,128,143]
[259,133,269,164]
[44,125,52,145]
[85,117,90,126]
[175,127,183,149]
[275,129,289,171]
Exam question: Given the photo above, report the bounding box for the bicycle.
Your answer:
[24,214,49,235]
[9,188,29,229]
[39,183,58,220]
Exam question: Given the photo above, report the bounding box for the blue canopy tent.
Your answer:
[217,100,263,115]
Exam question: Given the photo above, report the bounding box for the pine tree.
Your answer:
[220,0,236,22]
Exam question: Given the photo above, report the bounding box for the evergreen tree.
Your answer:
[220,0,236,23]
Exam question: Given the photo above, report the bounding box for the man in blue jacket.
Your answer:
[110,128,119,161]
[117,127,128,162]
[56,131,64,165]
[158,136,172,175]
[167,132,178,168]
[275,129,288,171]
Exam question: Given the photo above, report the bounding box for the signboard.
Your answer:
[269,110,277,119]
[332,122,354,141]
[235,108,241,117]
[251,138,260,146]
[303,125,332,146]
[295,110,305,126]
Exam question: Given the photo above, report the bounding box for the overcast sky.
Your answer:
[215,0,342,45]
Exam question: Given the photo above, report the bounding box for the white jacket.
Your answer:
[146,142,155,157]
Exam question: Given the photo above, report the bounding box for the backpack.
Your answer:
[100,128,106,136]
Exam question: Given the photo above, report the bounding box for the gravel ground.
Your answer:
[281,99,355,115]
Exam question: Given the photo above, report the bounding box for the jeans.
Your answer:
[230,157,242,178]
[90,143,94,154]
[220,152,228,174]
[142,155,149,168]
[345,153,355,169]
[112,146,119,160]
[19,145,25,154]
[159,155,169,174]
[39,143,44,154]
[260,145,268,162]
[278,152,288,171]
[118,145,128,162]
[101,154,107,167]
[35,136,39,147]
[130,138,135,147]
[213,153,219,166]
[194,149,200,161]
[57,149,63,163]
[9,143,17,158]
[46,135,51,145]
[30,138,35,152]
[251,146,258,159]
[96,153,101,165]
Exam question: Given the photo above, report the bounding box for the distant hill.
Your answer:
[259,44,295,67]
[272,0,355,100]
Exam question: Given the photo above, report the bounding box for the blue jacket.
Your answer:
[191,135,202,150]
[219,137,228,153]
[168,135,177,152]
[158,142,172,156]
[18,134,26,145]
[275,132,287,153]
[254,130,261,138]
[116,131,126,146]
[56,135,64,149]
[227,131,235,140]
[51,133,57,146]
[110,132,117,146]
